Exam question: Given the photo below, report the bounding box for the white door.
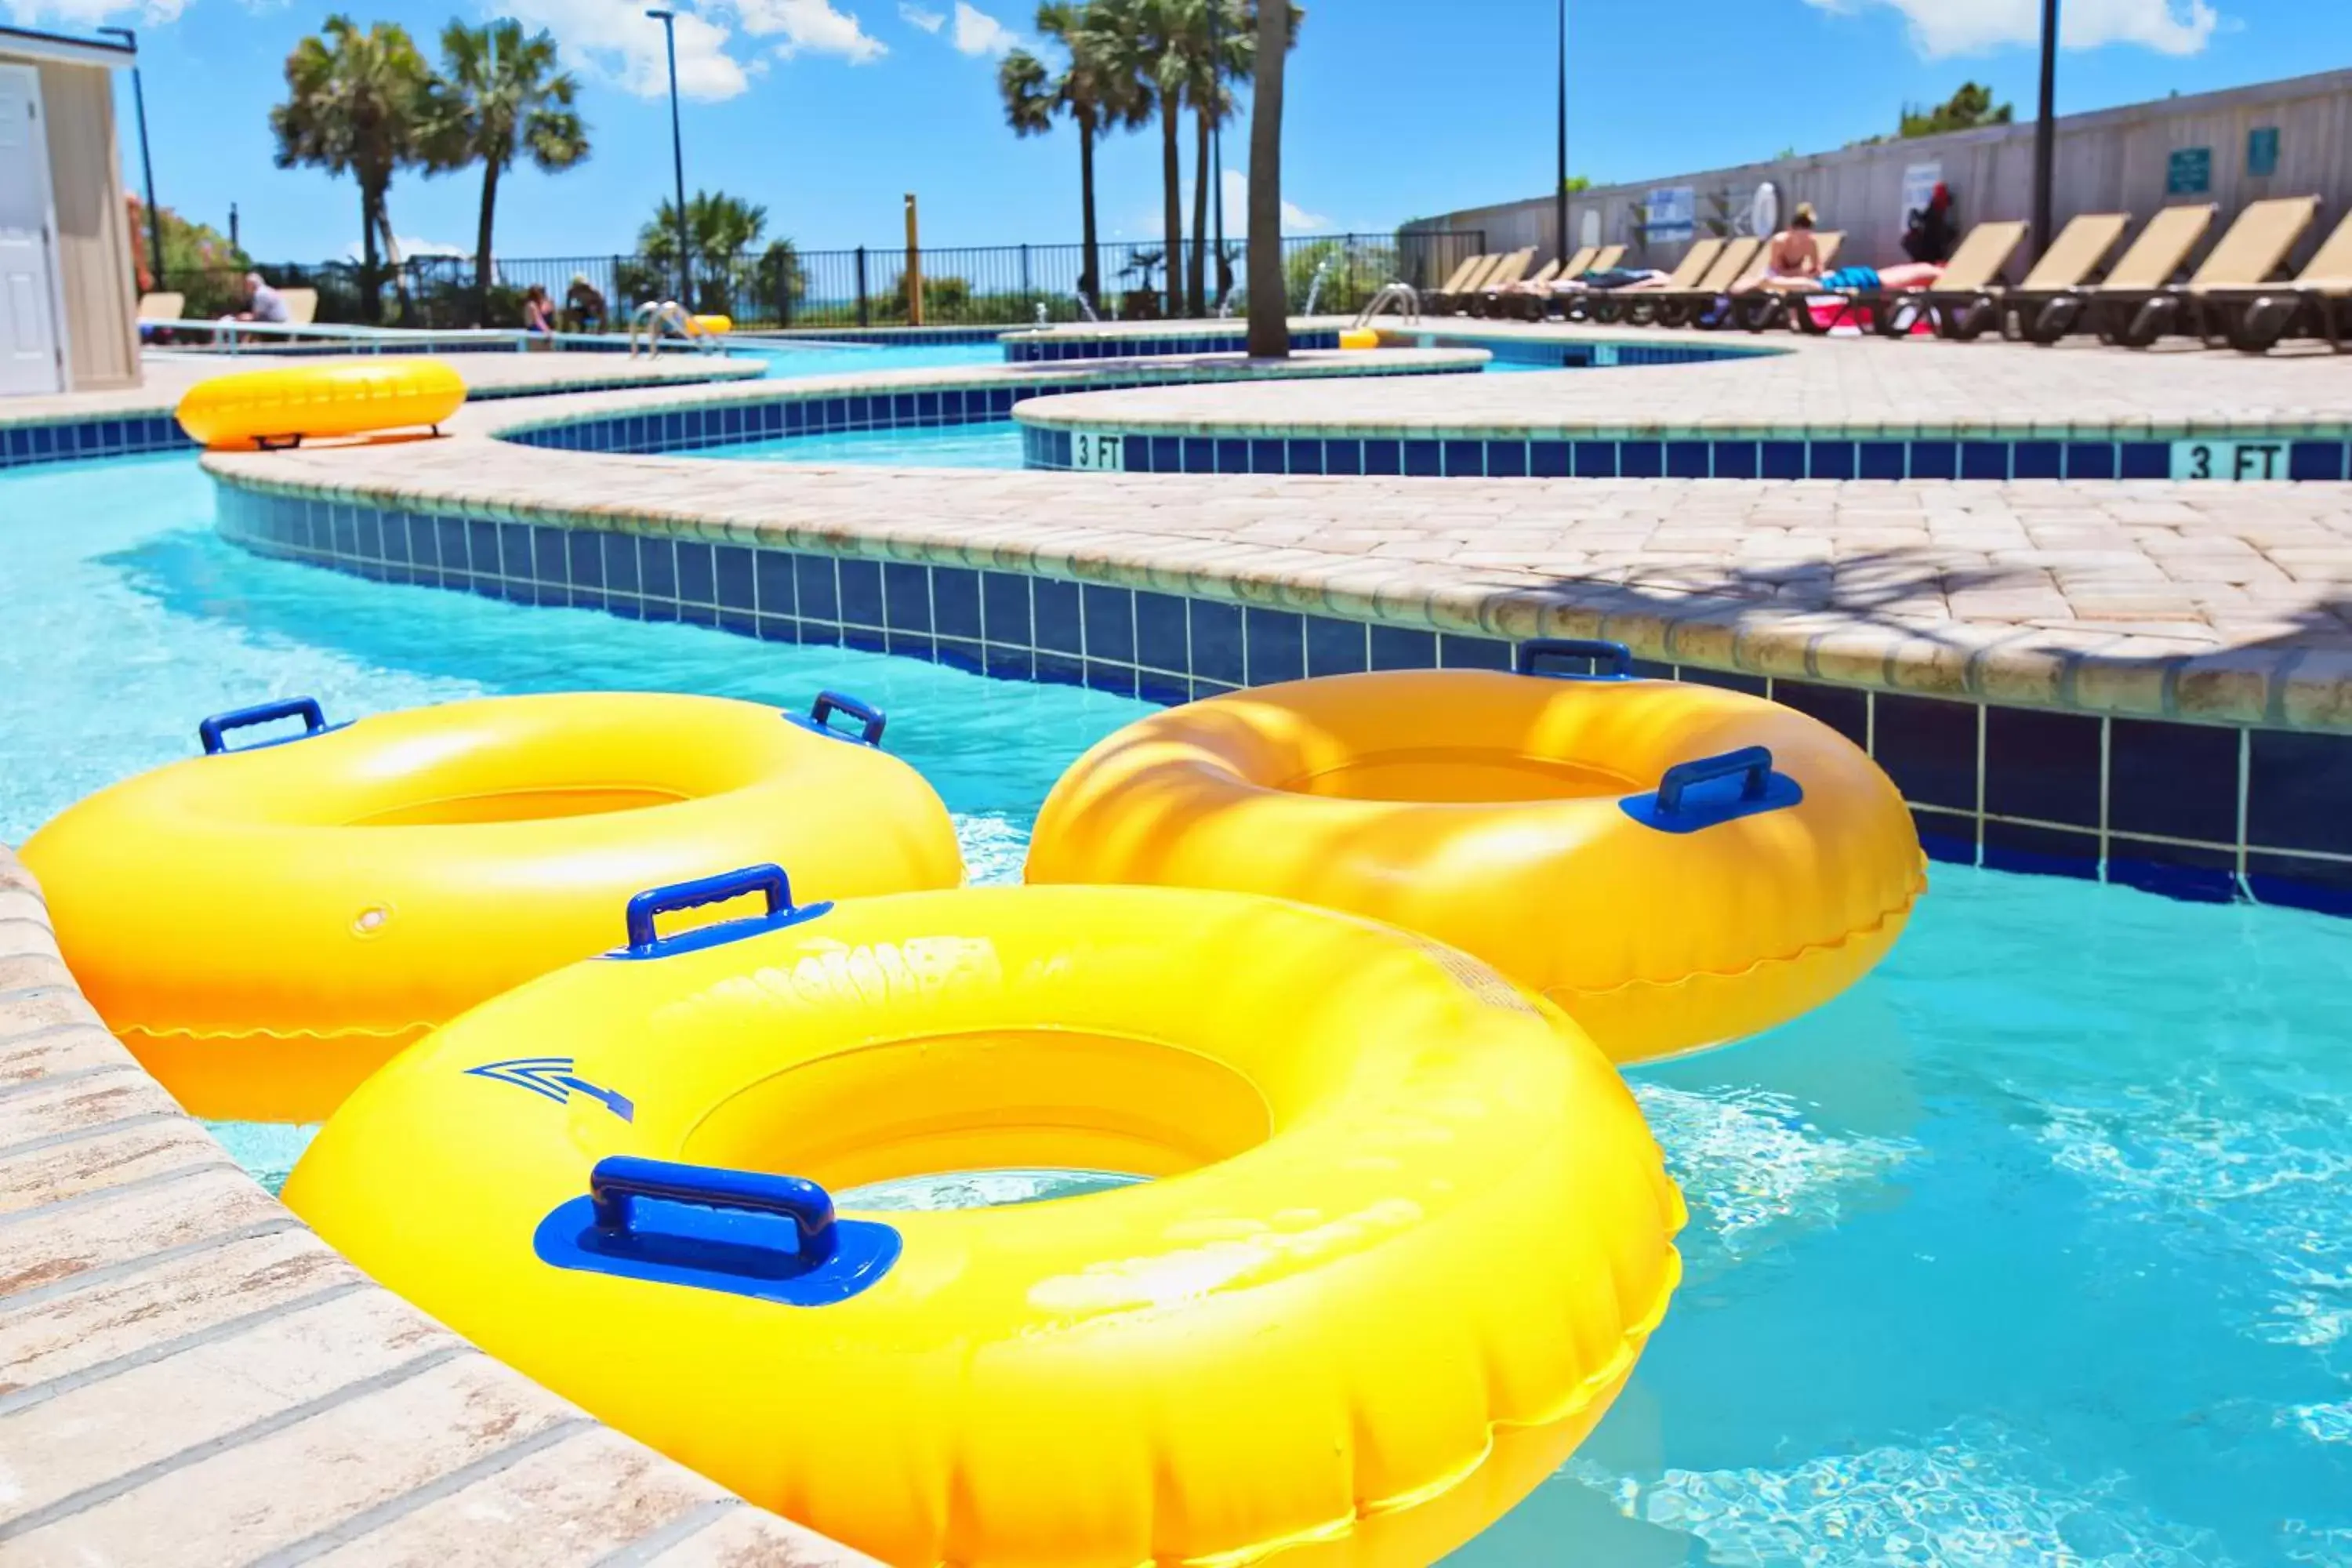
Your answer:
[0,64,64,397]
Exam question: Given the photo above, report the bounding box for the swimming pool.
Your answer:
[6,454,2349,1563]
[721,339,1007,377]
[701,418,1027,468]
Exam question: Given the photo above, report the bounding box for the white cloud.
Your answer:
[346,236,468,261]
[898,2,943,31]
[1218,168,1331,235]
[1,0,183,24]
[733,0,887,61]
[949,1,1018,55]
[1802,0,2220,57]
[503,0,753,100]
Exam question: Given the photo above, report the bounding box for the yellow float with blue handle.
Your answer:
[285,876,1684,1567]
[22,690,961,1123]
[173,358,466,450]
[1027,638,1926,1064]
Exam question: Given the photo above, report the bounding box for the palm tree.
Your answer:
[640,191,768,314]
[997,3,1139,316]
[270,16,434,323]
[424,19,590,319]
[1087,0,1189,318]
[1245,0,1289,356]
[1177,0,1244,314]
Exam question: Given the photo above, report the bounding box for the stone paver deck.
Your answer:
[202,331,2352,732]
[0,844,875,1566]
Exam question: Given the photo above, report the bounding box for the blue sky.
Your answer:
[9,0,2348,261]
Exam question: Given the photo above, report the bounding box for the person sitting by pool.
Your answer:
[521,283,557,343]
[221,272,289,325]
[564,274,607,334]
[1747,204,1825,287]
[1748,260,1947,295]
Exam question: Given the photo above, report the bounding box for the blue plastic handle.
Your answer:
[590,1155,836,1261]
[198,697,329,755]
[624,864,792,954]
[1515,639,1634,681]
[1657,746,1776,814]
[807,690,887,746]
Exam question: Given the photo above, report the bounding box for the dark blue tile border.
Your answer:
[0,413,195,470]
[211,479,2352,918]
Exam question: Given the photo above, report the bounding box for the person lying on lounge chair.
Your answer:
[1749,260,1946,294]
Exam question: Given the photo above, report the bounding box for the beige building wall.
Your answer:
[24,56,138,390]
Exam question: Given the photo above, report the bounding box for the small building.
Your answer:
[0,24,140,397]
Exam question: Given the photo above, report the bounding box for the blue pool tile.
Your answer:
[2110,719,2236,844]
[1439,633,1512,670]
[1124,434,1152,472]
[1874,692,1977,811]
[757,614,797,643]
[982,571,1031,646]
[883,563,931,633]
[1772,680,1867,747]
[793,555,837,622]
[1666,441,1710,479]
[1363,440,1402,476]
[1250,438,1287,475]
[1909,441,1957,480]
[1858,442,1906,481]
[755,550,797,617]
[1681,666,1768,696]
[675,541,716,605]
[841,624,886,652]
[1808,441,1856,481]
[358,510,388,563]
[2247,728,2352,855]
[2290,441,2347,482]
[1183,437,1216,474]
[1404,441,1443,477]
[1216,439,1249,475]
[931,566,980,640]
[1984,706,2101,827]
[331,508,360,559]
[837,559,884,627]
[2247,852,2352,917]
[433,517,470,574]
[1189,600,1246,685]
[1305,616,1369,677]
[680,602,719,627]
[1323,438,1363,477]
[935,637,985,675]
[1134,591,1189,672]
[2011,441,2062,480]
[1287,439,1326,476]
[716,546,757,611]
[1442,440,1483,478]
[1244,609,1305,685]
[1530,441,1571,478]
[1981,819,2100,880]
[1911,807,1979,866]
[797,619,842,648]
[1573,441,1617,478]
[567,532,603,589]
[639,537,677,599]
[1619,441,1664,479]
[720,610,758,640]
[1033,578,1083,655]
[1034,652,1086,688]
[1085,662,1138,698]
[1192,679,1238,701]
[1760,441,1805,481]
[2064,443,2116,481]
[2119,442,2169,480]
[1083,585,1135,663]
[918,392,944,424]
[1370,625,1437,670]
[884,628,934,661]
[2107,837,2240,904]
[1151,436,1182,473]
[1960,442,2009,481]
[1138,672,1191,707]
[982,644,1033,681]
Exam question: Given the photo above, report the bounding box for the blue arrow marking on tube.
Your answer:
[463,1056,635,1122]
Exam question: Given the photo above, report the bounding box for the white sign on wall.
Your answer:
[1646,187,1695,245]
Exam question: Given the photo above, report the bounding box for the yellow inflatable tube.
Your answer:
[23,691,961,1122]
[287,880,1684,1567]
[1338,327,1381,349]
[688,313,733,336]
[1027,639,1926,1064]
[174,359,466,450]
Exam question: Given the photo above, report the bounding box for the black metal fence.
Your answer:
[162,232,1483,332]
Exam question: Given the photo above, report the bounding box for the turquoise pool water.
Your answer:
[5,455,2349,1563]
[723,339,1005,377]
[703,419,1026,468]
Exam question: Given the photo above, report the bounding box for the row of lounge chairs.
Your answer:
[1418,198,2350,352]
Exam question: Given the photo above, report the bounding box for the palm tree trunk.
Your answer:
[474,158,501,326]
[1077,106,1101,314]
[359,182,383,325]
[1246,0,1288,358]
[1189,103,1210,312]
[1159,85,1185,319]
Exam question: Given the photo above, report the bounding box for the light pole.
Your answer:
[2032,0,2059,262]
[646,9,691,303]
[98,27,163,292]
[1554,0,1567,267]
[1210,0,1225,310]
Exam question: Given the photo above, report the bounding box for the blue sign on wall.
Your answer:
[2248,126,2281,178]
[2167,147,2213,196]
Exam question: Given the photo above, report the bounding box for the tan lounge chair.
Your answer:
[1473,252,1572,316]
[1640,235,1766,328]
[1795,219,2030,336]
[2192,205,2352,352]
[2107,194,2319,347]
[1722,231,1846,329]
[1421,252,1491,313]
[2024,203,2214,343]
[1426,251,1513,315]
[136,291,184,321]
[1933,212,2130,340]
[279,287,321,326]
[1588,243,1628,272]
[1583,237,1726,324]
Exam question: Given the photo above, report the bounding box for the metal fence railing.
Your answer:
[160,232,1486,333]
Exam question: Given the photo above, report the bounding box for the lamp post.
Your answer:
[646,9,691,303]
[98,27,163,292]
[1554,0,1567,267]
[2032,0,2059,261]
[1210,0,1225,310]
